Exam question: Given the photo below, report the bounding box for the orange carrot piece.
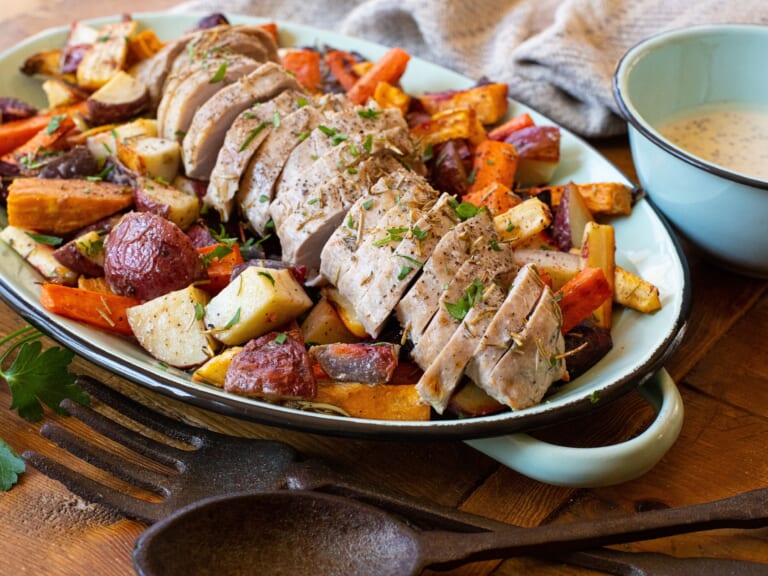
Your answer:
[463,181,520,215]
[0,101,88,159]
[281,49,323,93]
[465,139,519,195]
[488,112,535,141]
[324,50,360,92]
[347,47,410,105]
[199,243,244,294]
[555,266,612,334]
[259,22,279,44]
[40,283,141,335]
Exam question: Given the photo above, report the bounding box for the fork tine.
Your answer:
[22,450,164,524]
[59,398,185,469]
[39,422,172,494]
[75,375,203,445]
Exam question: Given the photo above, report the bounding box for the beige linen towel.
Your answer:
[172,0,768,137]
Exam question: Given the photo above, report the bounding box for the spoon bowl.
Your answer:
[133,488,768,576]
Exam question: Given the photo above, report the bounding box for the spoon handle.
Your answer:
[422,486,768,568]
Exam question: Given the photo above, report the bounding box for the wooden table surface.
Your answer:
[1,3,767,575]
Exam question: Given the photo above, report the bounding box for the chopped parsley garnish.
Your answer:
[209,62,228,83]
[45,114,66,134]
[362,199,374,210]
[373,227,409,247]
[194,302,206,321]
[489,238,501,251]
[274,332,288,344]
[449,199,481,221]
[296,96,309,108]
[466,167,477,184]
[445,279,484,321]
[272,111,281,128]
[357,108,382,119]
[201,244,234,266]
[26,232,62,246]
[239,122,270,151]
[397,265,412,280]
[362,134,373,153]
[259,194,269,203]
[411,226,429,241]
[223,308,241,329]
[258,271,275,285]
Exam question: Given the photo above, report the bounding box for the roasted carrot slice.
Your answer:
[555,266,612,334]
[347,47,410,105]
[259,22,279,44]
[463,181,520,215]
[198,242,244,295]
[324,49,360,92]
[465,139,519,195]
[0,101,87,158]
[40,283,141,335]
[487,112,535,141]
[281,49,323,93]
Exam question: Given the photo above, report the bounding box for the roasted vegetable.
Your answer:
[40,283,140,335]
[86,70,150,125]
[419,83,509,125]
[103,211,205,300]
[552,181,595,251]
[0,225,78,285]
[309,343,400,384]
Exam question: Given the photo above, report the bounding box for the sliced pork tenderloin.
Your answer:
[463,263,546,385]
[271,155,403,273]
[132,38,191,114]
[353,193,461,337]
[237,95,348,236]
[321,168,437,306]
[395,209,497,345]
[156,54,260,143]
[415,280,508,413]
[182,62,301,179]
[410,241,517,370]
[204,89,305,221]
[482,282,566,409]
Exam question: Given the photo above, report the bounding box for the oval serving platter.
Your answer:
[0,12,691,440]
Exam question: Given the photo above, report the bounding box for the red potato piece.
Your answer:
[309,343,400,384]
[103,211,205,300]
[225,330,316,400]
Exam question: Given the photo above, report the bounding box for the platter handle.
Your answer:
[465,369,683,487]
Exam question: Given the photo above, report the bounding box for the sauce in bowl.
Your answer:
[656,102,768,181]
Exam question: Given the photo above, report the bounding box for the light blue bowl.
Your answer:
[613,25,768,278]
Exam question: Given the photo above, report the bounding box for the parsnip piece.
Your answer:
[134,176,199,231]
[87,118,158,162]
[192,346,243,387]
[614,266,662,313]
[119,137,181,183]
[300,297,360,345]
[580,222,616,328]
[494,197,552,245]
[0,225,78,286]
[205,267,313,346]
[127,285,216,368]
[77,20,139,90]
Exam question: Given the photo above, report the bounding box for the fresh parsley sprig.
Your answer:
[0,326,88,491]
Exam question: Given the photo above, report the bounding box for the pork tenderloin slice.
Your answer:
[132,38,191,114]
[183,62,302,179]
[156,55,260,143]
[416,281,507,413]
[396,209,496,345]
[238,97,333,236]
[463,263,545,385]
[169,24,278,77]
[410,241,517,370]
[272,155,396,271]
[319,166,416,285]
[355,193,460,338]
[322,168,436,301]
[483,283,566,410]
[205,90,303,221]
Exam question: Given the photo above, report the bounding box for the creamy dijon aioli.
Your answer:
[656,102,768,181]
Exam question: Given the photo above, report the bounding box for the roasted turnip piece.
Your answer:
[562,319,613,379]
[504,125,560,186]
[309,343,400,384]
[552,182,595,252]
[86,71,150,126]
[0,97,37,123]
[225,330,316,399]
[41,78,89,109]
[103,211,205,300]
